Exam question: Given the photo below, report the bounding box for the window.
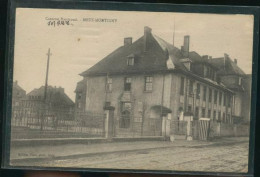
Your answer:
[208,109,211,118]
[106,77,112,92]
[214,90,218,104]
[77,102,81,109]
[213,111,216,121]
[189,80,194,95]
[219,92,222,105]
[122,102,131,111]
[207,67,210,78]
[78,93,82,99]
[180,77,185,95]
[227,95,231,107]
[104,101,111,107]
[218,111,221,121]
[195,107,199,118]
[204,66,208,77]
[127,57,134,66]
[145,76,153,91]
[223,94,226,106]
[227,114,231,124]
[238,77,242,85]
[188,105,192,113]
[209,88,212,102]
[203,86,207,101]
[211,70,215,80]
[223,113,226,123]
[202,108,206,117]
[124,77,131,91]
[196,83,200,99]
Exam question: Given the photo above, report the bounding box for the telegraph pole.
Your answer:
[44,48,52,101]
[41,48,52,131]
[173,17,176,47]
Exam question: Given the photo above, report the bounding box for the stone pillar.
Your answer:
[104,106,115,140]
[165,113,171,137]
[234,124,237,137]
[186,118,193,141]
[162,114,171,140]
[162,116,166,138]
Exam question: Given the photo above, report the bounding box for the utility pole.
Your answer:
[173,17,176,47]
[44,48,52,101]
[41,48,52,131]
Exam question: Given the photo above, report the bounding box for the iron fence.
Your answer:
[11,102,105,139]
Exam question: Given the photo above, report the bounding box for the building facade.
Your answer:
[78,26,251,137]
[18,86,75,121]
[12,81,26,107]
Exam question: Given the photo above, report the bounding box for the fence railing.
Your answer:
[172,120,187,135]
[11,103,105,139]
[114,115,162,137]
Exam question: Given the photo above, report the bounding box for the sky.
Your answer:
[13,8,254,101]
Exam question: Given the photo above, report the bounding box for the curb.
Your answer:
[11,140,248,165]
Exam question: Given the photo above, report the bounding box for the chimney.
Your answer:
[224,53,229,70]
[144,26,152,51]
[124,37,132,46]
[181,35,190,57]
[234,59,237,64]
[14,80,18,85]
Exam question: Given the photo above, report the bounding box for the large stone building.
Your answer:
[77,26,251,136]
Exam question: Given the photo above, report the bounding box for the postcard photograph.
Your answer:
[8,7,254,173]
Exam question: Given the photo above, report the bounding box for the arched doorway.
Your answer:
[120,110,130,128]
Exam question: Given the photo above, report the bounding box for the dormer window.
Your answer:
[127,54,135,66]
[238,77,242,85]
[180,58,192,71]
[106,77,112,92]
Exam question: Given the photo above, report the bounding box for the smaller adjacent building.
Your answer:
[74,79,87,113]
[26,86,75,113]
[12,81,26,107]
[16,85,75,121]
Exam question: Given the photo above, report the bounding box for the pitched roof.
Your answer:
[13,81,26,94]
[80,26,246,91]
[80,30,188,76]
[27,86,74,106]
[210,56,245,76]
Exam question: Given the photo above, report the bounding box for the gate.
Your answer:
[172,120,187,135]
[114,115,163,137]
[146,118,162,136]
[192,120,199,140]
[114,113,136,137]
[171,120,187,139]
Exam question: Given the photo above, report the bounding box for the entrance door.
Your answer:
[120,110,130,128]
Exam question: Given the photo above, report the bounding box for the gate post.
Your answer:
[186,118,193,141]
[104,105,115,140]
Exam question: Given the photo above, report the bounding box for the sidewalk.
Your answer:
[10,137,249,163]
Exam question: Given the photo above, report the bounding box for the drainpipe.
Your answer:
[161,73,165,138]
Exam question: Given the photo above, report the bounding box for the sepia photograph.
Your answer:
[6,7,255,174]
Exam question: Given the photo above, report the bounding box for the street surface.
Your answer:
[11,137,249,173]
